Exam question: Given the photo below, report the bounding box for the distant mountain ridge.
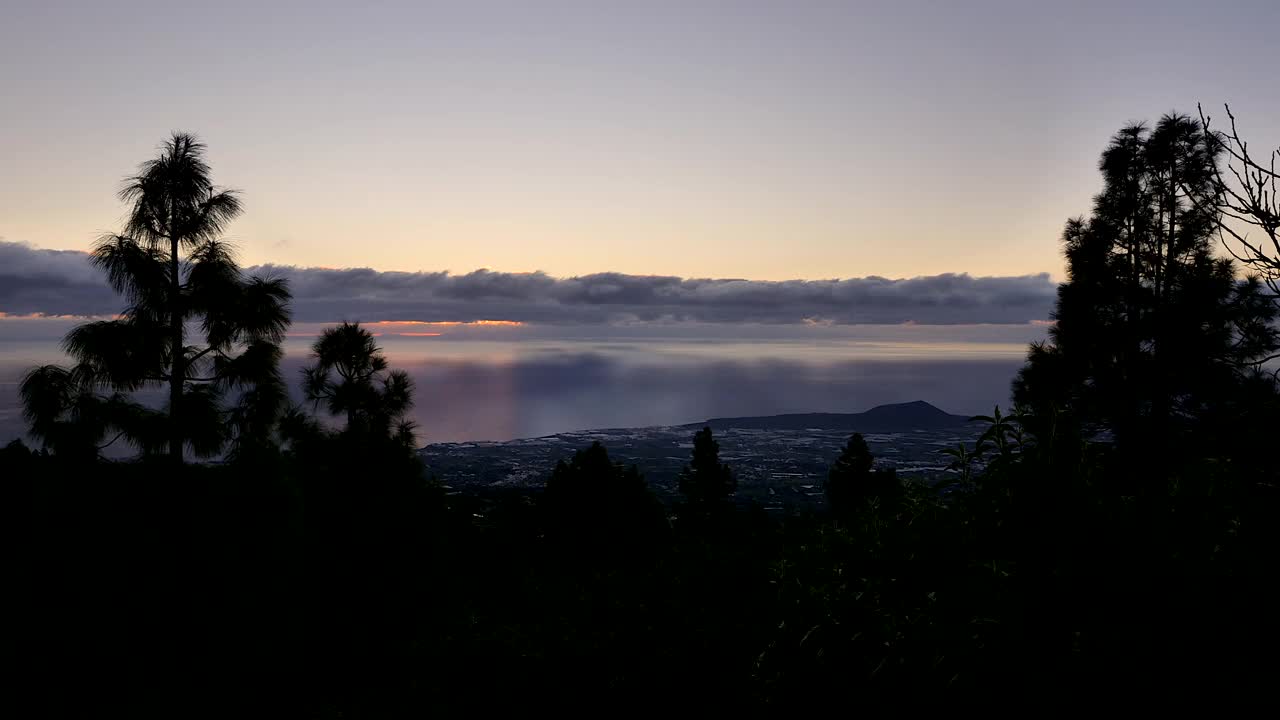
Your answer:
[701,400,974,433]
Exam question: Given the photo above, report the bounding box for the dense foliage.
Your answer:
[18,134,291,462]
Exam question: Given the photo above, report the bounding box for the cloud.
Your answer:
[0,241,1055,325]
[0,242,119,317]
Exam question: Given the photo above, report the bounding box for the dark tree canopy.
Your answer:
[1013,113,1279,465]
[825,433,899,515]
[301,321,417,446]
[544,441,663,547]
[20,133,291,461]
[678,426,736,509]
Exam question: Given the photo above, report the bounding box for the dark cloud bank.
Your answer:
[0,241,1054,325]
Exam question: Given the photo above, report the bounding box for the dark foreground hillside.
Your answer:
[8,429,1280,716]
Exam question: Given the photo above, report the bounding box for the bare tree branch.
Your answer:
[1197,104,1280,282]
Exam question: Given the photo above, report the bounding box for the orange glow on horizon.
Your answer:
[0,312,125,321]
[371,319,525,327]
[282,321,523,339]
[288,330,387,337]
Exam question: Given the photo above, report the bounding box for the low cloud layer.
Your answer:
[0,241,1055,325]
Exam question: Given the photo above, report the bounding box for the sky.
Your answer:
[6,1,1276,442]
[3,0,1277,286]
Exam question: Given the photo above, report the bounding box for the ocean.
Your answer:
[0,324,1041,449]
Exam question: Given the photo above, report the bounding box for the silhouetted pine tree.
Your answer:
[544,441,663,553]
[300,322,416,446]
[19,133,290,461]
[678,426,736,509]
[1013,114,1278,473]
[289,323,431,714]
[825,433,899,516]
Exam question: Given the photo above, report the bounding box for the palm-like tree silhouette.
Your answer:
[939,443,979,487]
[301,322,417,446]
[20,133,290,461]
[971,406,1025,459]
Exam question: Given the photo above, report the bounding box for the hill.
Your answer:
[702,400,973,433]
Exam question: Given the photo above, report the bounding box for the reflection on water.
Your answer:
[0,336,1030,446]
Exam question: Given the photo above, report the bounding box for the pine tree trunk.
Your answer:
[169,232,184,463]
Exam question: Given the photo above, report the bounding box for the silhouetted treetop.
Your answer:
[20,132,291,461]
[301,321,416,447]
[543,441,663,547]
[678,426,736,508]
[825,432,900,516]
[1014,113,1278,466]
